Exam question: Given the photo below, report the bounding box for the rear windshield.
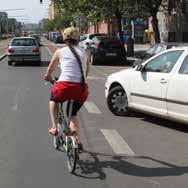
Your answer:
[101,39,122,48]
[12,39,36,46]
[89,33,107,40]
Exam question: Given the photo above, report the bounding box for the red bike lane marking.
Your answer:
[47,44,58,54]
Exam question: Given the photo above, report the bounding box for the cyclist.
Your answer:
[44,27,90,149]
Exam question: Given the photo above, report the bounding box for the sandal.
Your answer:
[48,128,58,136]
[77,142,83,152]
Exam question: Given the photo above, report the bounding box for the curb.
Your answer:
[0,54,7,61]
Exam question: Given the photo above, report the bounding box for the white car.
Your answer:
[105,47,188,124]
[79,33,108,49]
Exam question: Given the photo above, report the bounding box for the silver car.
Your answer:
[8,37,41,66]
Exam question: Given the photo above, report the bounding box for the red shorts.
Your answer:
[51,81,88,104]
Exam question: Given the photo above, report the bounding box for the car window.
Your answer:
[179,55,188,74]
[105,40,122,48]
[142,45,157,59]
[91,37,98,44]
[146,45,157,54]
[144,50,184,73]
[12,39,36,46]
[89,33,107,40]
[154,45,164,54]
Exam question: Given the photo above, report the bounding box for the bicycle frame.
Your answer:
[56,100,79,173]
[57,101,78,151]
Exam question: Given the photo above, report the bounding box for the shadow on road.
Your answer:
[12,61,49,67]
[130,112,188,133]
[74,150,188,180]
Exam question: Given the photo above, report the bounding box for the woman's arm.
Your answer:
[44,50,60,81]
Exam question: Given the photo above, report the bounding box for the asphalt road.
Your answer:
[0,40,188,188]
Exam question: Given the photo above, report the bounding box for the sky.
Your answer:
[0,0,51,23]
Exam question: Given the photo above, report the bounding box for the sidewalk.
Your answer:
[0,49,7,60]
[125,43,151,64]
[0,39,11,60]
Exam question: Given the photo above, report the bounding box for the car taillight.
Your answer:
[32,48,40,53]
[8,48,14,53]
[96,43,100,49]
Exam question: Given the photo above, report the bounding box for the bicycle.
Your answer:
[48,79,81,173]
[54,99,80,173]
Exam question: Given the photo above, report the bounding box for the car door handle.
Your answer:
[160,78,167,84]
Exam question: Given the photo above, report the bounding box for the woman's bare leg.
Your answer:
[69,116,81,142]
[49,101,59,129]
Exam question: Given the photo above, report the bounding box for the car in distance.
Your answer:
[54,35,64,44]
[79,33,108,49]
[8,37,41,66]
[89,36,126,65]
[105,47,188,124]
[31,34,41,46]
[133,42,188,67]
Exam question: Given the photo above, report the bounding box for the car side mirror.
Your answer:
[136,64,145,72]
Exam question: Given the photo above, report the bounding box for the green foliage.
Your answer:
[42,20,55,31]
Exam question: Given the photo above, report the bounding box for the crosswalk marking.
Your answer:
[101,129,135,156]
[84,101,102,114]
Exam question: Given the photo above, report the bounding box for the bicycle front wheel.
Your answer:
[53,135,60,150]
[67,138,77,173]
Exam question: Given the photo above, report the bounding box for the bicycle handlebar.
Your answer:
[44,76,58,85]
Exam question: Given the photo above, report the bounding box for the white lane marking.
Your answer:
[11,87,22,111]
[44,46,53,56]
[84,101,101,114]
[87,76,105,80]
[101,129,135,156]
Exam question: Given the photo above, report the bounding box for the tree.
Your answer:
[42,20,55,32]
[53,0,134,42]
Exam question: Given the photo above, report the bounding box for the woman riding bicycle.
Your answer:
[44,27,90,149]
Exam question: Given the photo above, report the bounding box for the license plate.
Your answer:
[106,53,116,56]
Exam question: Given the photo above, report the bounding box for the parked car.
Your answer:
[49,31,60,42]
[79,33,108,49]
[105,47,188,124]
[7,37,41,66]
[133,42,188,67]
[88,36,126,65]
[54,35,64,44]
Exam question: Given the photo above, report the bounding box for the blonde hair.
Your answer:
[63,27,80,41]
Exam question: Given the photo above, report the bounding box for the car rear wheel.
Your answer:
[8,61,12,66]
[38,60,41,66]
[107,85,129,116]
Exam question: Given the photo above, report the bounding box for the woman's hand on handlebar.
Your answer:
[44,74,54,84]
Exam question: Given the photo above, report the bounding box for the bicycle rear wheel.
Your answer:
[67,138,78,173]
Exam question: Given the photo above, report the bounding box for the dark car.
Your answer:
[133,42,188,67]
[54,36,64,44]
[88,36,126,65]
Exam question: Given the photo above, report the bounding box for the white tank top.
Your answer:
[58,46,87,83]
